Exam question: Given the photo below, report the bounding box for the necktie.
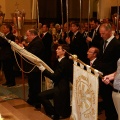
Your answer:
[90,62,92,66]
[103,40,108,52]
[42,34,44,38]
[72,34,75,41]
[92,30,96,39]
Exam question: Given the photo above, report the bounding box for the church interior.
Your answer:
[0,0,120,120]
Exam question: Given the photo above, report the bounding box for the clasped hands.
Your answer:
[102,76,110,85]
[102,72,115,85]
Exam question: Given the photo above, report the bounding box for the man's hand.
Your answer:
[18,43,24,48]
[102,72,116,85]
[102,76,110,85]
[65,37,70,44]
[37,64,45,72]
[86,36,92,43]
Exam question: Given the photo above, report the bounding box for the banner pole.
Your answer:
[61,0,64,27]
[117,0,119,35]
[79,0,82,24]
[66,0,69,37]
[88,0,90,36]
[37,0,39,29]
[64,50,113,87]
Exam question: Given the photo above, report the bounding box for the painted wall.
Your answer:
[0,0,119,20]
[0,0,32,19]
[98,0,120,19]
[68,0,94,19]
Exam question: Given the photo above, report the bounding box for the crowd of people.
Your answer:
[0,17,120,120]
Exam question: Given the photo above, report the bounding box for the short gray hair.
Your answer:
[100,23,112,31]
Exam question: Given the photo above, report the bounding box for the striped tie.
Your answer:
[90,62,92,66]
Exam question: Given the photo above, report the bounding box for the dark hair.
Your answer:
[3,23,12,33]
[15,36,20,40]
[57,44,70,58]
[64,22,71,27]
[50,22,55,26]
[43,23,49,28]
[71,21,80,27]
[28,29,38,36]
[58,44,70,52]
[90,18,100,24]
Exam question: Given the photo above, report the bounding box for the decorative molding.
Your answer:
[4,19,37,25]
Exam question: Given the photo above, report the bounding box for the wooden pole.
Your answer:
[79,0,82,24]
[117,0,119,35]
[66,0,69,37]
[61,0,64,27]
[88,0,90,35]
[37,0,39,29]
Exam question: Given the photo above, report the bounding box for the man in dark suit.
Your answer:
[86,18,103,49]
[95,23,120,120]
[41,24,53,67]
[66,21,88,63]
[37,44,73,120]
[24,29,45,106]
[58,22,73,44]
[87,46,104,114]
[0,23,16,87]
[87,46,99,67]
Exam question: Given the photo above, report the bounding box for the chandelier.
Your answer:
[112,13,119,25]
[0,5,5,26]
[11,3,25,30]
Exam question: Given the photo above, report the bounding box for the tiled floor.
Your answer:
[0,71,106,120]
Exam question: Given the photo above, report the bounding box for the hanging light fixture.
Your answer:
[11,2,25,30]
[112,13,118,25]
[0,5,5,26]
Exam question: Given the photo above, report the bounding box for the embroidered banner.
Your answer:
[71,63,99,120]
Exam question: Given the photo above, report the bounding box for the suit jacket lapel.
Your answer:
[103,38,114,53]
